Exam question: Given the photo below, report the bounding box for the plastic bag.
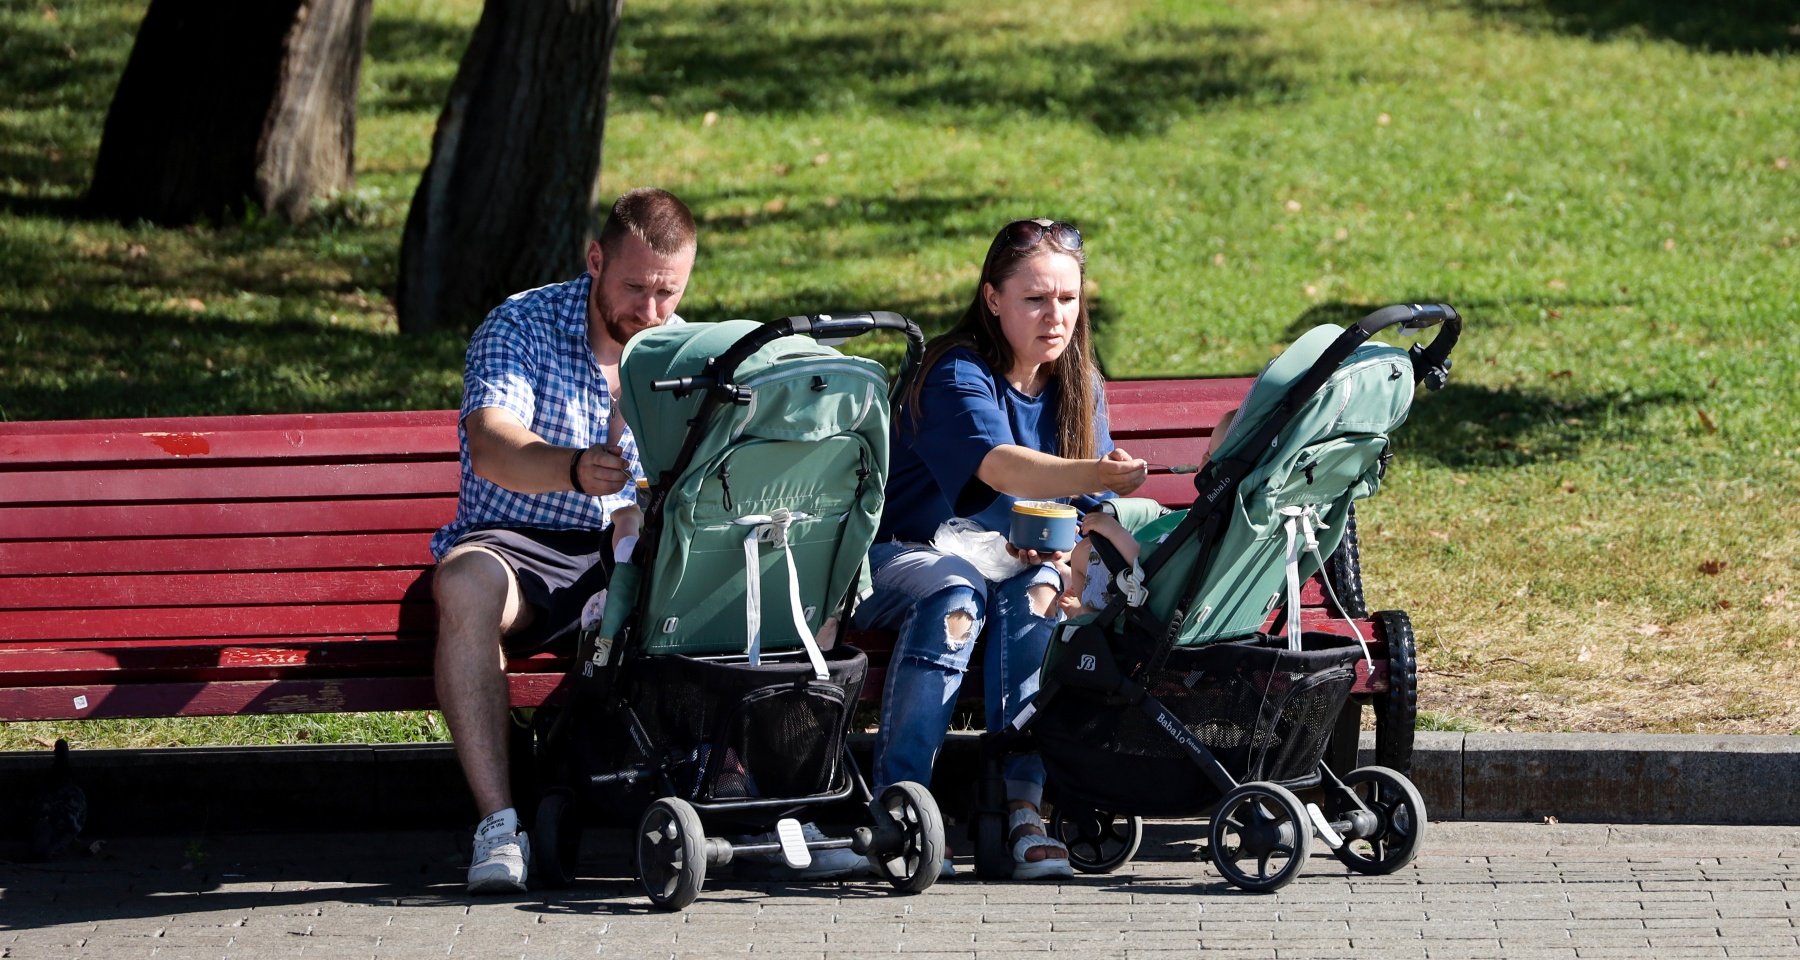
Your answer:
[930,517,1027,583]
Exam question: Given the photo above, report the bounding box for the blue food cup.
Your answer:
[1009,500,1080,553]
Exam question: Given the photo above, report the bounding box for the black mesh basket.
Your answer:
[625,644,866,803]
[1035,632,1360,818]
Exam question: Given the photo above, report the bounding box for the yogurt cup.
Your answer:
[1009,500,1079,553]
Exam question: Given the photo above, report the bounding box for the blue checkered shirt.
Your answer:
[430,273,681,559]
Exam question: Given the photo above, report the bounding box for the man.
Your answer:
[429,188,696,893]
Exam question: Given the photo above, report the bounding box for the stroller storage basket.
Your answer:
[1035,633,1359,818]
[626,645,867,804]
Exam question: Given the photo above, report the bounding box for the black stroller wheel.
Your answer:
[1331,765,1427,875]
[1372,610,1418,775]
[869,781,944,894]
[1208,782,1313,892]
[1049,806,1143,874]
[637,797,706,910]
[532,790,581,888]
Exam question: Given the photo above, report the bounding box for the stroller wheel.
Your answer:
[1372,610,1418,775]
[637,797,706,910]
[533,790,581,888]
[869,781,945,894]
[1208,782,1312,892]
[1050,806,1142,874]
[1331,765,1427,875]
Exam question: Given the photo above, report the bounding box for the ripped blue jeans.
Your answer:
[851,541,1062,807]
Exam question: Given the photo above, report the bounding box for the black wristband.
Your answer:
[569,448,587,495]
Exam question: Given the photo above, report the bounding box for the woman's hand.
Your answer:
[1096,448,1148,495]
[1005,543,1065,567]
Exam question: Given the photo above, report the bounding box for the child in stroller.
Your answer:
[529,311,949,910]
[976,303,1462,891]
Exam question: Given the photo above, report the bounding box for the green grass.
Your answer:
[3,0,1798,749]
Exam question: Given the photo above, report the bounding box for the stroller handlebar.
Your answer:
[649,311,927,403]
[1354,303,1462,392]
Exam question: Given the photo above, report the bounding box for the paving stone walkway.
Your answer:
[2,822,1796,959]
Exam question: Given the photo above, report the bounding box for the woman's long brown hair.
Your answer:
[906,222,1101,461]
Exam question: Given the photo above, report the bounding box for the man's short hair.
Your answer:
[595,188,696,258]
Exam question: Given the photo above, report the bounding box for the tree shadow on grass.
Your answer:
[1280,302,1695,471]
[360,11,475,116]
[0,5,143,201]
[1394,379,1695,471]
[612,0,1296,136]
[0,304,467,422]
[1445,0,1799,53]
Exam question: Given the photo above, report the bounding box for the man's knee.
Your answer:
[433,548,523,637]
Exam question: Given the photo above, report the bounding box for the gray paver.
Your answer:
[3,823,1797,960]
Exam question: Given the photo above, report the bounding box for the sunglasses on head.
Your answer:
[995,218,1083,254]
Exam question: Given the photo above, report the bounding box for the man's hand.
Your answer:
[1096,448,1148,496]
[573,444,630,497]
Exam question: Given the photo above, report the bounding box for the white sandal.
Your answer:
[1009,807,1074,880]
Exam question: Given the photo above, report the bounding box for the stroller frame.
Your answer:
[532,312,944,910]
[978,303,1462,891]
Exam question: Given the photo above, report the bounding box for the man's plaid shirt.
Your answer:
[430,273,679,559]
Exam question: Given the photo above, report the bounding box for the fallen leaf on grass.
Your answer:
[33,735,56,748]
[1515,585,1530,597]
[1576,647,1592,663]
[1548,369,1573,380]
[1777,156,1792,170]
[1212,253,1226,266]
[1430,530,1450,541]
[1696,409,1718,433]
[1376,112,1391,126]
[762,197,787,214]
[702,111,719,127]
[1663,238,1677,251]
[1560,480,1577,494]
[1542,815,1560,825]
[812,152,830,166]
[1635,624,1662,636]
[1698,560,1727,576]
[1284,199,1302,213]
[1763,586,1792,608]
[1546,278,1567,290]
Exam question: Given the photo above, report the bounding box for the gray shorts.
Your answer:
[447,527,609,653]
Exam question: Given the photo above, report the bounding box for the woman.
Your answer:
[853,218,1147,879]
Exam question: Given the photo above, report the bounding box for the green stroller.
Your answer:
[979,303,1462,891]
[531,312,945,910]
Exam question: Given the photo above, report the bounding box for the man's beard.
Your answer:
[593,288,653,345]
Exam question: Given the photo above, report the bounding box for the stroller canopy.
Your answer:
[1125,323,1417,645]
[614,321,894,657]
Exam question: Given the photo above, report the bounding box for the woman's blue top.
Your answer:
[876,346,1115,544]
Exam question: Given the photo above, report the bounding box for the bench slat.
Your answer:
[0,461,460,505]
[1,497,457,541]
[0,603,436,642]
[0,534,435,576]
[0,570,430,610]
[0,411,460,466]
[0,673,564,721]
[0,638,562,685]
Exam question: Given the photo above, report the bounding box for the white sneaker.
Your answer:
[467,831,530,893]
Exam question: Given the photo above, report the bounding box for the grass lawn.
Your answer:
[2,0,1797,750]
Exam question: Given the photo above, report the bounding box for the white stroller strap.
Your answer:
[1279,507,1310,652]
[1278,505,1376,668]
[736,510,828,679]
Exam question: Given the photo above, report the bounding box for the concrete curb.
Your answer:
[3,731,1797,837]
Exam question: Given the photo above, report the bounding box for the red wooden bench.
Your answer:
[0,378,1411,768]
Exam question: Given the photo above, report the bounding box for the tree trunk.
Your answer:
[396,0,626,335]
[86,0,373,226]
